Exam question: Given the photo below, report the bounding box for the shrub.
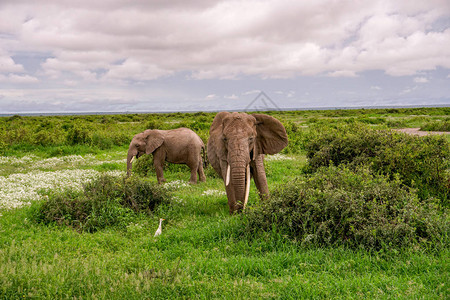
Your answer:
[91,131,130,149]
[282,121,309,154]
[133,154,155,177]
[386,119,407,128]
[66,123,92,145]
[421,120,450,132]
[145,119,163,129]
[357,117,385,124]
[91,133,114,149]
[305,123,450,205]
[33,130,62,146]
[133,154,194,179]
[121,176,169,213]
[245,165,449,250]
[33,175,171,232]
[178,120,210,132]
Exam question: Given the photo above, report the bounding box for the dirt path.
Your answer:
[394,128,449,136]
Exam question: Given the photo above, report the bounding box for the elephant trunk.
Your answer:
[227,139,252,211]
[126,149,136,176]
[231,163,246,209]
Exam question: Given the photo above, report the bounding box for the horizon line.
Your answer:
[1,103,448,117]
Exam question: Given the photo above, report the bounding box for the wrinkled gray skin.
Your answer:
[207,112,288,214]
[127,128,206,184]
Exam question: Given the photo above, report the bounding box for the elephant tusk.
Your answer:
[130,156,135,164]
[243,165,250,209]
[225,164,230,186]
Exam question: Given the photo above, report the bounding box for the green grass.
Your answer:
[1,154,448,299]
[1,200,448,299]
[0,108,449,299]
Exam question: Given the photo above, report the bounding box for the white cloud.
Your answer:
[400,86,418,95]
[0,53,24,73]
[287,91,295,98]
[1,0,448,82]
[224,94,239,100]
[371,86,382,90]
[327,70,357,77]
[0,0,449,112]
[414,77,429,83]
[242,90,261,96]
[104,59,172,82]
[0,74,38,83]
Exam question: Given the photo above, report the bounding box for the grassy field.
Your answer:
[0,108,448,299]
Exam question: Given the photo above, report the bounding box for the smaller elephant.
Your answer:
[127,128,206,184]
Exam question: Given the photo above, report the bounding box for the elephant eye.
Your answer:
[249,137,255,142]
[223,137,228,142]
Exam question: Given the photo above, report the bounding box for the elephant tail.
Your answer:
[202,144,209,169]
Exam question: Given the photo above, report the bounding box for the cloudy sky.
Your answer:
[0,0,449,113]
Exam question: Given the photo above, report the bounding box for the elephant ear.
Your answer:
[209,111,230,134]
[144,130,164,154]
[208,112,230,165]
[253,114,288,155]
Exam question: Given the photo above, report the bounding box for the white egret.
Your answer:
[154,218,165,237]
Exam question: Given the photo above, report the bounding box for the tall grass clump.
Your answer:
[305,123,450,206]
[245,165,448,251]
[32,175,170,232]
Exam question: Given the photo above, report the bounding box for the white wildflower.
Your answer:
[0,154,126,172]
[0,169,122,210]
[201,189,226,196]
[265,154,294,161]
[173,196,185,205]
[126,222,144,233]
[163,180,189,189]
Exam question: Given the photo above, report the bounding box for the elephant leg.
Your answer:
[188,164,198,184]
[251,154,269,201]
[186,157,199,184]
[153,150,166,184]
[198,159,206,182]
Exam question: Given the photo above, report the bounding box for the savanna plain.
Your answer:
[0,108,449,299]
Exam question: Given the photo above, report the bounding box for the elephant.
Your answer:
[207,112,288,214]
[127,128,206,184]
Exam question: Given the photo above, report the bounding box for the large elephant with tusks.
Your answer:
[207,112,288,214]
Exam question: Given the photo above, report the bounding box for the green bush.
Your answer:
[133,154,194,178]
[91,133,114,149]
[145,119,163,129]
[282,121,309,154]
[245,165,449,250]
[305,123,450,205]
[178,120,210,132]
[357,117,385,124]
[121,176,169,213]
[91,131,130,149]
[32,175,171,232]
[66,123,92,145]
[133,154,155,177]
[420,120,450,132]
[33,130,62,146]
[386,119,407,128]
